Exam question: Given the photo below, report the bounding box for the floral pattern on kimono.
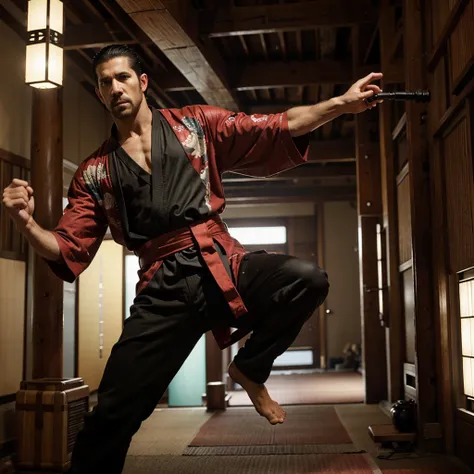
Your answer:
[180,116,211,212]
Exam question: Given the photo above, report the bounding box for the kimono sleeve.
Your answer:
[201,106,311,177]
[46,166,108,283]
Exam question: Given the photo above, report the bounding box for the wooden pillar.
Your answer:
[403,0,441,451]
[30,88,64,379]
[353,27,388,403]
[379,0,404,404]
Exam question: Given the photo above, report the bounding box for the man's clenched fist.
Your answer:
[2,179,35,229]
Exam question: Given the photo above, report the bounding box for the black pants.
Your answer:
[69,252,329,474]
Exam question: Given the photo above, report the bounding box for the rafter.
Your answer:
[239,35,250,56]
[160,59,373,92]
[222,163,356,182]
[223,184,357,203]
[278,31,287,60]
[63,22,142,50]
[259,34,268,60]
[234,60,351,90]
[225,194,356,205]
[0,4,26,40]
[115,0,239,110]
[66,51,97,85]
[308,139,355,162]
[202,1,377,37]
[96,0,168,71]
[90,1,180,108]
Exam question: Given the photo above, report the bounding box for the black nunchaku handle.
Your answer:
[366,90,431,103]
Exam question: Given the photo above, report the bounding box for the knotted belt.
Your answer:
[135,215,248,320]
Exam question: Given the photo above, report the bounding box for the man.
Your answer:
[2,45,382,474]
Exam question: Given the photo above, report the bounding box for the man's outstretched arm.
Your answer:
[287,72,383,137]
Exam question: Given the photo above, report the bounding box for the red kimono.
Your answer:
[47,105,310,348]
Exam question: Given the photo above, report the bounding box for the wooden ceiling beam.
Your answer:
[222,163,356,182]
[308,139,355,162]
[65,51,97,85]
[160,60,398,93]
[63,22,142,50]
[223,184,357,201]
[9,0,26,14]
[234,60,352,90]
[221,136,354,162]
[90,0,179,108]
[160,72,198,92]
[225,194,355,205]
[115,0,239,110]
[202,0,377,37]
[0,4,26,40]
[96,0,167,69]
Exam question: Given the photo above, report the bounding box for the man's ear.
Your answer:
[140,73,148,93]
[95,87,105,105]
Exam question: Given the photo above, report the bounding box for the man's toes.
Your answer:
[268,413,281,424]
[276,405,286,418]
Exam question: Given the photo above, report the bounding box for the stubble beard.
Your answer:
[110,102,135,119]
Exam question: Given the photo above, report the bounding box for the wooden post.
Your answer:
[206,332,223,383]
[353,26,387,403]
[379,0,404,404]
[30,88,64,379]
[317,202,327,370]
[403,0,441,451]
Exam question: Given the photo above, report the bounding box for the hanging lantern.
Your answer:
[25,0,64,88]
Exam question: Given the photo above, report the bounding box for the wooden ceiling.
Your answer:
[2,0,392,204]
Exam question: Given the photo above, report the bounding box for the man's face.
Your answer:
[95,56,148,119]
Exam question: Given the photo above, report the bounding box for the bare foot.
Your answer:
[228,362,286,425]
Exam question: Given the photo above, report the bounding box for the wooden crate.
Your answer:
[16,378,89,472]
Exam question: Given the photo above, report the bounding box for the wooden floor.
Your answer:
[122,403,473,474]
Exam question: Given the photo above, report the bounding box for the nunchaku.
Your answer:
[366,90,431,103]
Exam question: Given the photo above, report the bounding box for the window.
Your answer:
[459,273,474,410]
[124,254,140,319]
[227,226,287,245]
[273,349,313,367]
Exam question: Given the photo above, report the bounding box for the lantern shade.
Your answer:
[49,0,64,34]
[25,0,64,88]
[26,43,47,85]
[25,43,63,88]
[48,43,63,86]
[27,0,48,31]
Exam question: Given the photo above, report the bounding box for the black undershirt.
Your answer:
[107,109,225,271]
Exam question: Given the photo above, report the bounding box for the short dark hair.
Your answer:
[92,45,142,83]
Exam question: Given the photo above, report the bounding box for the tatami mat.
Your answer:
[188,406,352,447]
[183,443,364,456]
[123,399,473,474]
[124,453,375,473]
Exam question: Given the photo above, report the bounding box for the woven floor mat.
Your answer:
[188,405,352,447]
[183,443,365,456]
